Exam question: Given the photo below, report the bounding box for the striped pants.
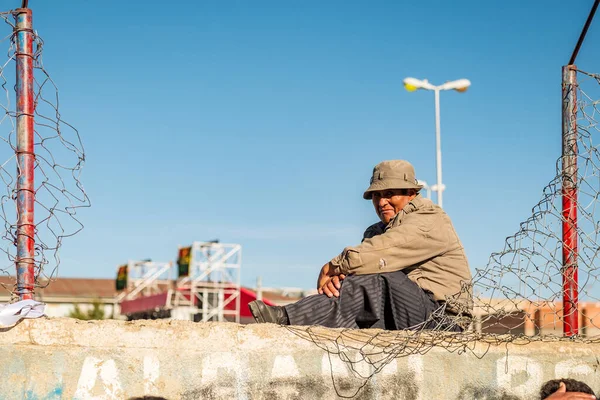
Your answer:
[285,270,451,330]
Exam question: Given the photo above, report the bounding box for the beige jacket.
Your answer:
[329,194,473,314]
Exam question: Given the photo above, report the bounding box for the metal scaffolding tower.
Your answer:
[173,241,242,323]
[116,260,173,303]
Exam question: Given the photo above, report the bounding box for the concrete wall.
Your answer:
[1,318,599,400]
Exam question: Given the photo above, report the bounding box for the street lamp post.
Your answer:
[403,77,471,208]
[417,179,432,200]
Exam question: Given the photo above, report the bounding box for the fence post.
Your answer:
[14,8,35,301]
[561,64,579,336]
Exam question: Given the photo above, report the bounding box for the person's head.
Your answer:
[540,378,596,399]
[127,396,169,400]
[127,397,169,400]
[363,160,422,224]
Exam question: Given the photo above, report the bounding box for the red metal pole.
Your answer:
[561,65,579,336]
[14,8,35,301]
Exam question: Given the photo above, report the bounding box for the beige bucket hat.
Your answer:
[363,160,423,199]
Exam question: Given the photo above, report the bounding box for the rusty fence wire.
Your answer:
[0,11,89,299]
[473,68,600,339]
[286,68,600,398]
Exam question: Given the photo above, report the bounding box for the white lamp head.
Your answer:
[403,77,435,91]
[439,79,471,92]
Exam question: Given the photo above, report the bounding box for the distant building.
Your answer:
[0,276,118,318]
[0,276,308,323]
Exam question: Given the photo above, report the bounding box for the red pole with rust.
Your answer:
[561,65,579,337]
[14,8,35,300]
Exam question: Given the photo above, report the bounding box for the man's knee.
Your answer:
[338,273,382,295]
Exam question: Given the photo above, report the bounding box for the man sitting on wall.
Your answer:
[249,160,472,330]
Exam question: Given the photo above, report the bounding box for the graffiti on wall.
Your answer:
[15,351,600,399]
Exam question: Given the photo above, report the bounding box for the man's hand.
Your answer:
[317,262,346,298]
[319,274,347,298]
[545,382,596,399]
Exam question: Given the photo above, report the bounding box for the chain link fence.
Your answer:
[0,9,89,300]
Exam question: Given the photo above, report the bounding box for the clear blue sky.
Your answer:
[22,0,600,289]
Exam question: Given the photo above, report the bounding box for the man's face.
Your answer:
[371,189,417,224]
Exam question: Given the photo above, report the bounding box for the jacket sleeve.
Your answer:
[329,212,450,275]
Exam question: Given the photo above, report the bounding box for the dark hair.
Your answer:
[127,397,169,400]
[540,378,595,399]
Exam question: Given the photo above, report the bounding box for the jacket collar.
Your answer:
[386,193,432,229]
